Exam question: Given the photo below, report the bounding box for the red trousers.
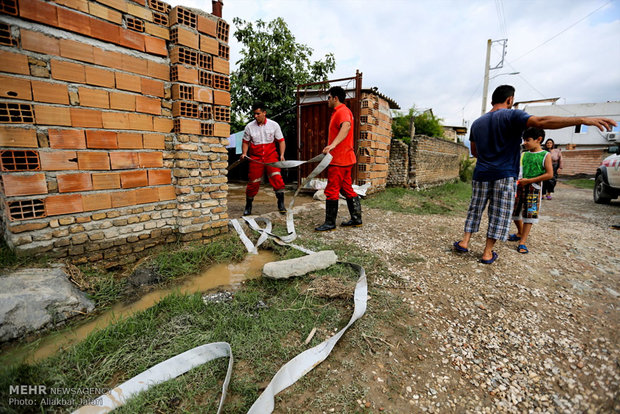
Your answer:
[324,165,357,201]
[246,154,285,198]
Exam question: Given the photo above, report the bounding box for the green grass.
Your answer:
[363,180,472,215]
[0,238,402,413]
[0,239,52,272]
[563,178,595,189]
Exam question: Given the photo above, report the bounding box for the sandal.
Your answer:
[480,251,498,264]
[517,244,529,254]
[507,234,520,242]
[453,241,468,253]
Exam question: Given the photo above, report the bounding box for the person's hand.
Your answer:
[557,168,562,174]
[322,145,334,155]
[585,117,618,132]
[280,154,285,162]
[241,153,247,160]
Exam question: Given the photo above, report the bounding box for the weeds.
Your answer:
[563,178,594,189]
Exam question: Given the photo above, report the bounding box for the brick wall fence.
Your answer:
[559,148,607,176]
[388,135,469,188]
[0,0,230,264]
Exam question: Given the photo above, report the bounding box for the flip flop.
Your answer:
[480,251,498,264]
[517,244,529,254]
[453,241,468,253]
[507,234,520,242]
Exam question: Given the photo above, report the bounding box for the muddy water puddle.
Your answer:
[1,250,274,365]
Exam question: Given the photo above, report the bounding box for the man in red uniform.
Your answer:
[241,102,287,215]
[315,86,363,231]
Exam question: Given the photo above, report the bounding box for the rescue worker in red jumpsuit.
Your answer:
[315,86,363,231]
[241,102,287,216]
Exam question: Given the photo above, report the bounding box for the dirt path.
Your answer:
[267,183,619,413]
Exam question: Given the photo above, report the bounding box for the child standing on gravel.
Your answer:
[509,127,553,254]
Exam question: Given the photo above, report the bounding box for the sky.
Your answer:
[166,0,620,128]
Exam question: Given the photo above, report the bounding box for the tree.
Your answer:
[230,17,336,140]
[392,106,445,143]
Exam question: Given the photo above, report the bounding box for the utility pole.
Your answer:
[480,39,508,116]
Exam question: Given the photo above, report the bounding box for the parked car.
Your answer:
[594,145,620,204]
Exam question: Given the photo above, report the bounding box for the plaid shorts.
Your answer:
[464,177,516,241]
[512,183,541,224]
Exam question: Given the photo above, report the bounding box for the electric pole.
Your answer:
[481,38,508,115]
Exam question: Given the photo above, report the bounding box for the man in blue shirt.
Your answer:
[454,85,616,264]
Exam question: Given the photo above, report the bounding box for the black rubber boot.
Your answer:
[276,191,287,214]
[315,200,339,231]
[243,197,253,216]
[341,196,362,227]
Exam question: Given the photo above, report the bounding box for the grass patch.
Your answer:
[0,239,52,272]
[563,178,594,189]
[363,180,472,215]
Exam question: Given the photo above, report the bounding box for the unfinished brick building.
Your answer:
[0,0,230,263]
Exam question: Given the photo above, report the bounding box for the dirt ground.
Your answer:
[234,182,620,413]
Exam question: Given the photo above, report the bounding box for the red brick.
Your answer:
[128,113,152,130]
[153,117,173,133]
[86,130,117,149]
[34,105,72,126]
[115,72,141,92]
[213,122,229,137]
[157,185,176,201]
[171,65,197,83]
[39,151,78,170]
[48,129,86,149]
[20,29,60,55]
[82,192,111,211]
[197,15,216,36]
[85,66,115,88]
[0,76,32,100]
[71,108,103,128]
[0,126,37,148]
[110,152,138,169]
[19,0,58,26]
[93,48,123,69]
[59,38,94,63]
[175,118,200,135]
[120,170,147,188]
[89,18,121,44]
[194,87,212,103]
[77,152,110,170]
[135,95,160,115]
[144,35,167,56]
[121,53,148,76]
[78,87,109,108]
[97,0,127,13]
[92,172,120,189]
[148,169,171,185]
[138,151,163,167]
[147,60,169,81]
[31,80,69,104]
[140,78,164,97]
[109,92,136,111]
[213,57,229,75]
[51,59,85,83]
[213,90,230,106]
[56,0,89,12]
[142,133,165,149]
[120,28,145,51]
[117,132,142,149]
[144,22,169,40]
[102,112,130,129]
[45,193,83,216]
[111,189,136,207]
[199,35,218,55]
[0,50,30,75]
[57,172,92,192]
[135,187,159,204]
[2,173,47,196]
[173,26,198,49]
[57,7,91,36]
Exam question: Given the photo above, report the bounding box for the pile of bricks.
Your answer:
[0,0,230,263]
[356,92,392,193]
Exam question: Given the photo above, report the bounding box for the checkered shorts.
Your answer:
[464,177,516,241]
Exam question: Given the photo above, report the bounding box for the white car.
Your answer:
[594,147,620,204]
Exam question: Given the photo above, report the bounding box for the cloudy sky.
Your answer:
[167,0,620,127]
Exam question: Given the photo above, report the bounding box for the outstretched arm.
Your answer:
[527,116,617,131]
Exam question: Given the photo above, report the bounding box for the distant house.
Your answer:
[442,125,468,143]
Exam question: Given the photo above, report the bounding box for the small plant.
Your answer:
[459,157,476,182]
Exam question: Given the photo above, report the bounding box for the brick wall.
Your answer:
[356,92,392,194]
[0,0,230,263]
[560,148,607,176]
[387,135,468,189]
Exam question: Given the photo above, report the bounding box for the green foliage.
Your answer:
[459,157,476,182]
[230,17,336,137]
[391,106,445,141]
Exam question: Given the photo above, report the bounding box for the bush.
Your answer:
[459,157,475,182]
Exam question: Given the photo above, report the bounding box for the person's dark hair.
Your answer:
[328,86,346,103]
[491,85,515,105]
[252,101,266,112]
[523,127,545,141]
[544,138,556,149]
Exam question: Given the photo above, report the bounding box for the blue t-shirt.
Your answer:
[470,109,531,181]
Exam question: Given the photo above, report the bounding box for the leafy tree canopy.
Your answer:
[392,106,445,143]
[230,17,336,137]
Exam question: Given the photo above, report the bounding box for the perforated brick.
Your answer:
[126,16,144,32]
[173,101,199,118]
[201,122,213,136]
[175,84,193,100]
[200,105,212,120]
[148,0,169,13]
[218,43,229,59]
[0,102,34,123]
[216,19,228,42]
[1,150,40,171]
[212,74,229,90]
[0,0,18,16]
[199,70,212,87]
[213,106,229,122]
[152,11,167,26]
[0,23,15,46]
[8,198,46,221]
[170,6,196,28]
[198,53,212,70]
[170,46,197,66]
